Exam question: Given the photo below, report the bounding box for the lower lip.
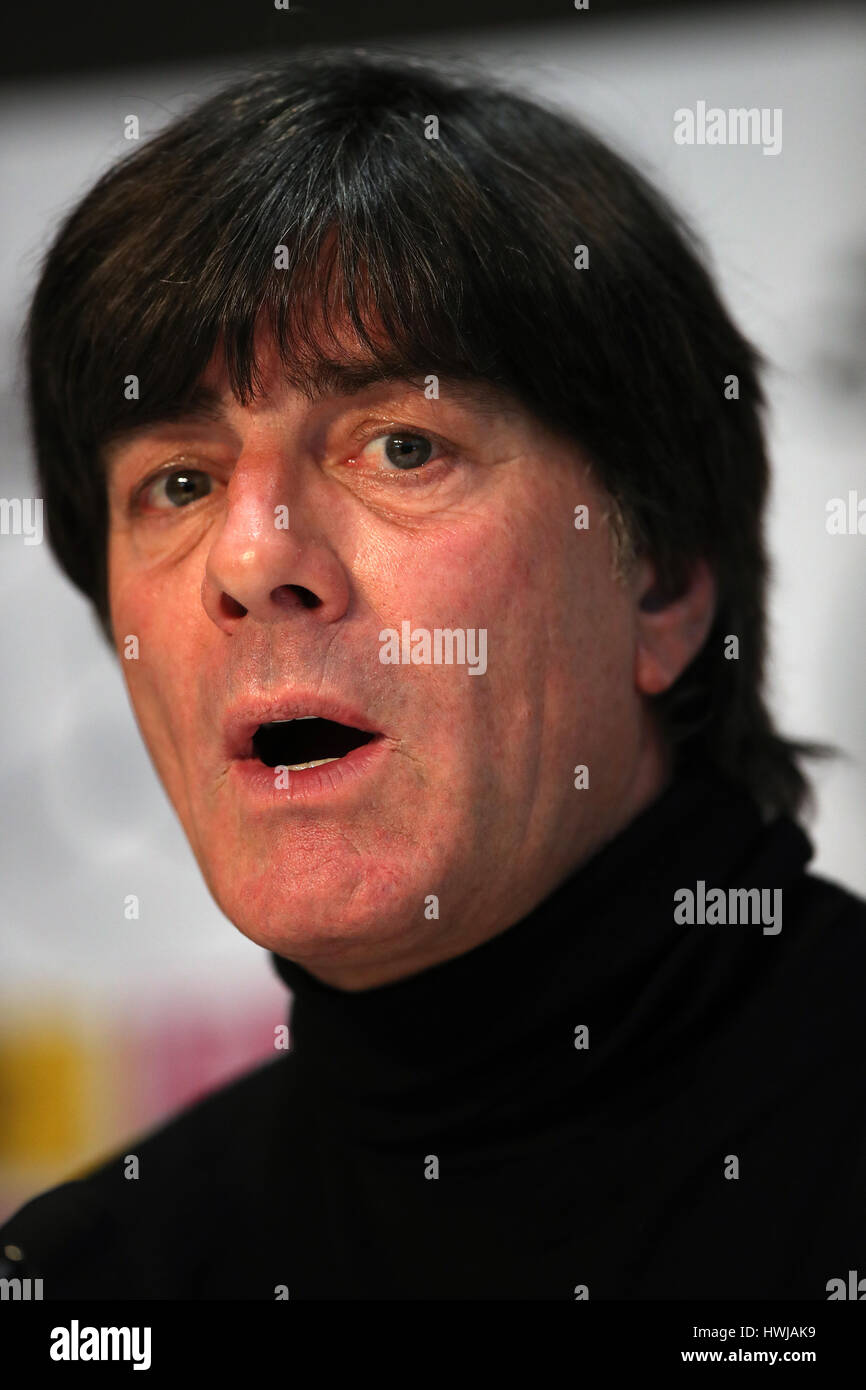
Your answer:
[228,735,389,804]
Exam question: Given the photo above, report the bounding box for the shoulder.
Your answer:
[762,865,866,1045]
[796,863,866,921]
[787,865,866,978]
[0,1053,292,1298]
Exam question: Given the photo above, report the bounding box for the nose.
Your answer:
[201,467,351,634]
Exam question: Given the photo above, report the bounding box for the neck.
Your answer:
[270,764,810,1152]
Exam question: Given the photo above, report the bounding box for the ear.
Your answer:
[633,556,717,696]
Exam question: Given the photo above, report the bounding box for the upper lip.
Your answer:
[223,693,383,760]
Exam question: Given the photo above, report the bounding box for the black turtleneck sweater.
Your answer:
[3,771,865,1299]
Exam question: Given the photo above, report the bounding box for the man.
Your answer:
[1,48,863,1300]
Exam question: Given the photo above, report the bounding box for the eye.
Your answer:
[358,431,437,472]
[136,467,214,511]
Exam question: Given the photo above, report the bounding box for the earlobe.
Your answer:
[634,557,716,696]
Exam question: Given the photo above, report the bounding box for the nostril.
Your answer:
[272,584,322,611]
[220,594,247,619]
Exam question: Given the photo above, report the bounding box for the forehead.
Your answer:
[196,323,520,415]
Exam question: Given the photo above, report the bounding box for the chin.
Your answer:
[207,851,426,957]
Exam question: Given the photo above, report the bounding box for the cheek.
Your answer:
[108,545,204,773]
[357,510,562,761]
[109,534,205,662]
[108,533,158,650]
[362,510,535,624]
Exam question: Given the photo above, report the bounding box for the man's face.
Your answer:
[106,330,663,989]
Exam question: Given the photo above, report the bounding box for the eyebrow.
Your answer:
[103,362,512,463]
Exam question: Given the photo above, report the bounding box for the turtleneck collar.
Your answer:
[270,770,813,1151]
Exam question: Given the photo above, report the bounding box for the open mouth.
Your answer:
[250,716,377,771]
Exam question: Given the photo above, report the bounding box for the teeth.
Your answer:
[283,757,340,771]
[268,716,317,724]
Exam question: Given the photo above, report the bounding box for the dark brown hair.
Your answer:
[25,46,829,817]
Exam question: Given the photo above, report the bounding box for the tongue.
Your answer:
[252,718,373,768]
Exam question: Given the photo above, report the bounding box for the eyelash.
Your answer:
[129,424,454,514]
[129,458,209,515]
[346,422,454,478]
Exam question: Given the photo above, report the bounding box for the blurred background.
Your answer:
[1,0,864,1222]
